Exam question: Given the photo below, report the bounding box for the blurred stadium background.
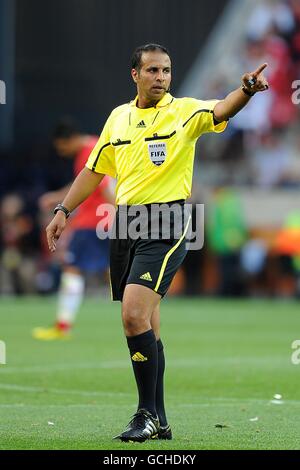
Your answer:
[1,0,300,298]
[1,0,300,450]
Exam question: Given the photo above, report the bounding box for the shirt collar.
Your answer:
[130,92,174,109]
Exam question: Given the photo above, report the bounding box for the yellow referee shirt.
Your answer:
[86,93,227,205]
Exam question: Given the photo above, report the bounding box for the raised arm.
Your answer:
[46,167,105,252]
[213,63,269,122]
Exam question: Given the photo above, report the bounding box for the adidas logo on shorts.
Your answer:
[140,272,152,281]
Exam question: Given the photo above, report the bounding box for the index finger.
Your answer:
[252,63,268,78]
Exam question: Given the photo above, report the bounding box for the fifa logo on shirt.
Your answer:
[148,142,167,166]
[0,80,6,105]
[0,340,6,364]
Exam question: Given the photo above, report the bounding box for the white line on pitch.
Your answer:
[0,383,131,397]
[0,356,288,374]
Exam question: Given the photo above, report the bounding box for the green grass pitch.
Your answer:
[0,296,300,450]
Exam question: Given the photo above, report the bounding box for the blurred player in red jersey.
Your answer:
[33,118,115,340]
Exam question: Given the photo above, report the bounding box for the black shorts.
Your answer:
[110,201,191,301]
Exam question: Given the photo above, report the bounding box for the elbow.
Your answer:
[213,111,230,124]
[213,102,229,123]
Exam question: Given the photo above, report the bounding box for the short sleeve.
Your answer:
[183,99,228,139]
[86,116,116,178]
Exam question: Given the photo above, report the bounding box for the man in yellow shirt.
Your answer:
[46,43,269,442]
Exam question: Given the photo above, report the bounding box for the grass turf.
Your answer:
[0,296,300,450]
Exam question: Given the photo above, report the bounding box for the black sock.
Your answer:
[126,329,158,417]
[156,339,167,427]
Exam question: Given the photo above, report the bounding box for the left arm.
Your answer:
[214,63,269,122]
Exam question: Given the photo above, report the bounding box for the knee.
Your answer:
[122,302,150,336]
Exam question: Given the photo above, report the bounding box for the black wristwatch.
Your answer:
[241,85,256,97]
[54,203,70,218]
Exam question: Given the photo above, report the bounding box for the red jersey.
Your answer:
[70,136,111,229]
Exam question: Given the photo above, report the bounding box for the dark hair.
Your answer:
[53,116,80,139]
[131,43,170,70]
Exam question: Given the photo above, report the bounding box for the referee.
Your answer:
[46,44,269,442]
